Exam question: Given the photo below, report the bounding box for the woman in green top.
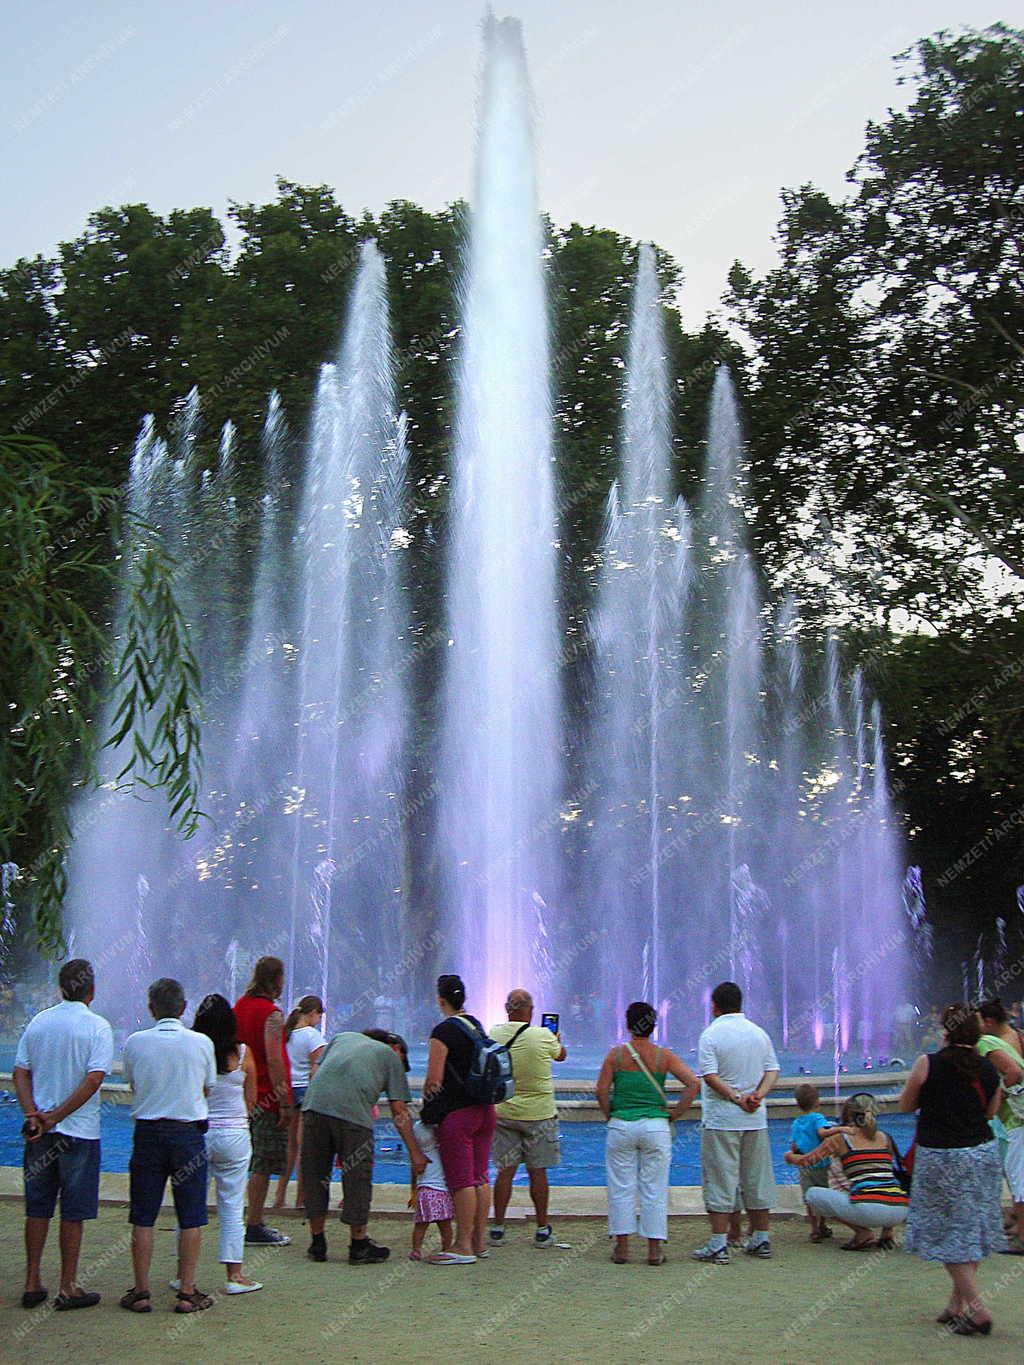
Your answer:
[596,1001,699,1264]
[978,998,1024,1252]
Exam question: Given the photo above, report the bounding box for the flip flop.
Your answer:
[427,1251,476,1265]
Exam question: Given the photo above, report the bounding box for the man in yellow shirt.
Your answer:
[489,988,567,1247]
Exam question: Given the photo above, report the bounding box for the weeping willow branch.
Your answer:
[0,433,204,956]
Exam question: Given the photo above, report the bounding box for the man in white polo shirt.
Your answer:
[13,958,113,1311]
[121,978,217,1314]
[692,980,780,1264]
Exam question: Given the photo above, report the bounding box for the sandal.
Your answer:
[840,1238,877,1251]
[174,1288,214,1313]
[876,1236,896,1251]
[648,1255,666,1266]
[119,1288,152,1313]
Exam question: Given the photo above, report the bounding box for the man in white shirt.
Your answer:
[120,977,217,1314]
[13,958,113,1311]
[691,981,780,1264]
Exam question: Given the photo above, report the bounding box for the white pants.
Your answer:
[1005,1125,1024,1202]
[207,1127,251,1266]
[606,1118,672,1241]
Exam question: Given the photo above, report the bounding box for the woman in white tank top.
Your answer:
[193,995,263,1293]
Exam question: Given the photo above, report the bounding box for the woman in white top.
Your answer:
[192,995,262,1293]
[274,995,325,1210]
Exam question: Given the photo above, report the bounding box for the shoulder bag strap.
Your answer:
[624,1041,669,1109]
[506,1023,530,1049]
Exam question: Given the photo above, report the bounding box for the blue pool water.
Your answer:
[0,1093,916,1185]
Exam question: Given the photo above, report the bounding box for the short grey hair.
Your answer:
[148,977,186,1019]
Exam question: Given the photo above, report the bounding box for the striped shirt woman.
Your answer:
[786,1093,908,1250]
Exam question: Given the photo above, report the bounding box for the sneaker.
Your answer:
[534,1225,554,1247]
[307,1234,327,1263]
[745,1238,772,1259]
[691,1242,730,1264]
[488,1225,506,1245]
[349,1239,390,1265]
[245,1223,291,1246]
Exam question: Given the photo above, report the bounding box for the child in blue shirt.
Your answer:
[790,1083,834,1242]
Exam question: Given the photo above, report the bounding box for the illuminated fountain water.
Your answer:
[53,13,918,1060]
[437,14,562,1024]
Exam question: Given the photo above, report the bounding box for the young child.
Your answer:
[790,1083,834,1242]
[409,1119,454,1261]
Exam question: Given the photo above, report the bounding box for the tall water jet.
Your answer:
[697,367,764,1003]
[287,239,408,1007]
[439,14,562,1020]
[587,244,685,1017]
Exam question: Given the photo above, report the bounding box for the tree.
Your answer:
[0,435,203,954]
[727,24,1024,630]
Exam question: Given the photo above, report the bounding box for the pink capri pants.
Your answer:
[437,1105,496,1192]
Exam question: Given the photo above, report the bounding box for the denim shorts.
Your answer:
[24,1132,101,1222]
[129,1120,208,1229]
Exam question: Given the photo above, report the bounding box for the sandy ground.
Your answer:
[2,1205,1024,1364]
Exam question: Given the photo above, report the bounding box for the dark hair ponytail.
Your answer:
[437,974,466,1009]
[193,993,239,1074]
[941,1002,983,1081]
[979,997,1008,1027]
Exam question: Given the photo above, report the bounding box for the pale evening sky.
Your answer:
[1,0,1006,326]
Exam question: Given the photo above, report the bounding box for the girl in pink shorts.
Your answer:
[410,1120,455,1260]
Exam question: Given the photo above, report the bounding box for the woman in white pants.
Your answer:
[596,1002,700,1264]
[193,995,264,1293]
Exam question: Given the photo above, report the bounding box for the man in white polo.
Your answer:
[488,988,566,1247]
[692,980,779,1264]
[13,958,113,1311]
[121,978,217,1314]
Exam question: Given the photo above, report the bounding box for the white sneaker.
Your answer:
[225,1280,263,1294]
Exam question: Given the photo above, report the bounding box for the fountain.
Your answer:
[48,13,917,1064]
[437,13,562,1025]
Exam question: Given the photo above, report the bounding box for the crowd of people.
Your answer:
[9,955,1018,1337]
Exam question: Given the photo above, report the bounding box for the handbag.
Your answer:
[624,1042,671,1113]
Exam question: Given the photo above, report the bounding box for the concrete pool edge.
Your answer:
[0,1166,807,1219]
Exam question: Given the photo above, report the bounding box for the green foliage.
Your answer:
[2,25,1023,957]
[727,23,1024,629]
[0,435,203,953]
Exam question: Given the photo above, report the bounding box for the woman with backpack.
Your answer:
[421,974,496,1265]
[899,1002,1005,1336]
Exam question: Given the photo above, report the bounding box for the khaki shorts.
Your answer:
[701,1127,776,1213]
[492,1116,561,1172]
[799,1165,831,1197]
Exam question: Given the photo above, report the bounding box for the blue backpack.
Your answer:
[453,1017,525,1104]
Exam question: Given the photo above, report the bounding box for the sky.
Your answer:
[1,0,1007,326]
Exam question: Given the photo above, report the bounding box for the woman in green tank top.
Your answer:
[978,998,1024,1252]
[596,1001,700,1264]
